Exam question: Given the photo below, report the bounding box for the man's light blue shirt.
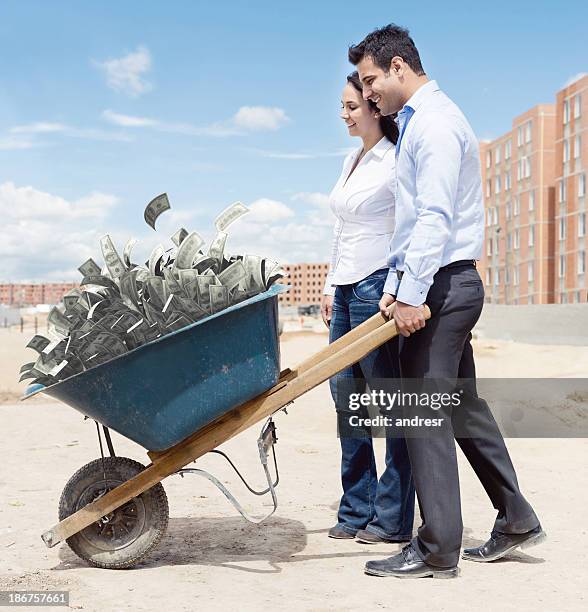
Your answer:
[383,80,484,306]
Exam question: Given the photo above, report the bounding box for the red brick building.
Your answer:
[0,283,78,307]
[278,263,329,306]
[554,75,587,303]
[478,74,587,304]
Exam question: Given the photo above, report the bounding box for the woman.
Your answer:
[321,72,415,543]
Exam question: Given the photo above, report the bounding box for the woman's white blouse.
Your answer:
[323,136,396,296]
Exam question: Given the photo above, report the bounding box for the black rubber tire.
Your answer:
[58,457,169,569]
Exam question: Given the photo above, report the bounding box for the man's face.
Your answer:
[357,55,405,116]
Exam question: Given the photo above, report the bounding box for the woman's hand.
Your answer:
[321,295,334,328]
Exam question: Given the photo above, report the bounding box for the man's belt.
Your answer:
[396,259,476,280]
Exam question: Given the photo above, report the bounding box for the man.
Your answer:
[349,24,545,578]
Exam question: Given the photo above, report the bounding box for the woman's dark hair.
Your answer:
[348,24,425,76]
[346,71,398,145]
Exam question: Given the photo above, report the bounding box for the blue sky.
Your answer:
[1,0,586,281]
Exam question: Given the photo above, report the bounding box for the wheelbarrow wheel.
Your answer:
[58,457,169,569]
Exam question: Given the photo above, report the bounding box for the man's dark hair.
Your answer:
[346,72,398,145]
[348,24,425,76]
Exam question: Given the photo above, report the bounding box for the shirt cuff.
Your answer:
[395,271,430,306]
[383,269,400,296]
[323,283,336,297]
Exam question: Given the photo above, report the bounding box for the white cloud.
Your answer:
[233,106,289,131]
[0,181,120,281]
[10,122,68,134]
[102,109,158,127]
[0,137,37,150]
[563,72,588,88]
[94,46,153,97]
[249,147,352,160]
[249,198,295,222]
[291,191,331,208]
[101,105,290,138]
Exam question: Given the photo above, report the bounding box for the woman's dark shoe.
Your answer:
[356,529,410,544]
[365,543,459,578]
[462,525,546,562]
[328,525,355,539]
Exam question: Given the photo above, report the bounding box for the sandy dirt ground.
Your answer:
[0,328,587,611]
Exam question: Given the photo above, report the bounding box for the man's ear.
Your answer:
[390,56,404,77]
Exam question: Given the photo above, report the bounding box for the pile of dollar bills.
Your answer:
[20,195,285,388]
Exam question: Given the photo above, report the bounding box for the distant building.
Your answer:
[555,76,587,303]
[478,74,587,304]
[0,283,78,307]
[278,263,329,306]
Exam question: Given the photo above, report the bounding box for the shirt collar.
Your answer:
[366,136,394,159]
[401,79,439,114]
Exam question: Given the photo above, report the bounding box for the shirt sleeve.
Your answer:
[383,156,399,296]
[396,113,465,306]
[323,217,342,296]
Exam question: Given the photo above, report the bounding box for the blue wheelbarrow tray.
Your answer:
[23,285,288,452]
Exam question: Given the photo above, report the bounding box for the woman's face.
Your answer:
[340,82,379,138]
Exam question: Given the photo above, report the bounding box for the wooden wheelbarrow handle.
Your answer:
[41,304,430,548]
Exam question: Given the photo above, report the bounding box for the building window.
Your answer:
[529,224,534,247]
[495,175,501,193]
[505,268,510,285]
[564,139,570,163]
[517,160,522,181]
[529,190,535,211]
[486,179,492,197]
[525,120,532,143]
[505,139,512,159]
[514,228,520,249]
[579,212,586,237]
[495,145,501,164]
[513,196,520,216]
[559,255,566,278]
[559,180,566,203]
[505,202,511,220]
[559,218,566,240]
[579,174,586,197]
[575,135,582,159]
[574,94,582,119]
[493,207,498,225]
[486,208,492,227]
[506,232,512,250]
[528,262,534,282]
[486,150,492,168]
[505,171,511,191]
[517,126,523,146]
[486,268,491,285]
[487,238,492,256]
[579,251,586,276]
[563,99,570,124]
[514,267,519,286]
[494,269,500,286]
[525,157,531,178]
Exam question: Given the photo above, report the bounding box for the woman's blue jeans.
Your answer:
[329,268,415,539]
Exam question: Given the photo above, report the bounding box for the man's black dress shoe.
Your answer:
[365,544,460,578]
[356,529,410,544]
[462,525,546,562]
[328,525,355,539]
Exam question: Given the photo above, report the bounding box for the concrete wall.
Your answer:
[0,305,21,327]
[474,303,588,345]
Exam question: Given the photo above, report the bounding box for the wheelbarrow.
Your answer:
[21,284,430,569]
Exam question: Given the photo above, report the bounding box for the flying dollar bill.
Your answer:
[144,193,171,230]
[174,231,205,270]
[214,201,249,232]
[78,258,102,277]
[100,235,126,279]
[171,228,189,247]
